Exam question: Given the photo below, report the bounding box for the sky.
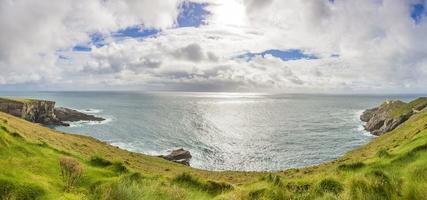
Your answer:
[0,0,427,93]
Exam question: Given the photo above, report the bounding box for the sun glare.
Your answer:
[210,0,247,27]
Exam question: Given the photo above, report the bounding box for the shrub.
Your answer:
[376,149,391,158]
[411,165,427,181]
[106,179,144,200]
[285,182,311,193]
[0,179,14,199]
[112,162,128,173]
[60,156,83,191]
[90,156,112,167]
[348,178,372,199]
[348,170,396,200]
[338,162,365,171]
[411,143,427,152]
[0,179,45,200]
[0,125,8,132]
[263,174,283,187]
[316,178,344,195]
[366,170,394,199]
[247,188,266,199]
[173,173,233,195]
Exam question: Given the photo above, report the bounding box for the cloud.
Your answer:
[1,0,427,93]
[0,0,180,85]
[172,43,205,62]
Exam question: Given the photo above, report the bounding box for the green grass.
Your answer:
[1,97,427,199]
[0,97,51,104]
[388,97,427,118]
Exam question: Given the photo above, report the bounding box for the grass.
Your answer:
[0,97,52,104]
[387,97,427,118]
[1,97,427,199]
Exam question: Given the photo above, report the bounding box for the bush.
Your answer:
[0,179,45,200]
[366,170,394,199]
[338,162,365,171]
[90,156,112,167]
[285,182,311,193]
[60,156,83,191]
[316,178,344,195]
[112,162,128,173]
[263,174,283,187]
[376,149,391,158]
[173,173,233,195]
[348,170,396,200]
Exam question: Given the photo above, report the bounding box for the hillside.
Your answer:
[1,98,427,199]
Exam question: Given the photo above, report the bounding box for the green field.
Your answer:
[1,99,427,199]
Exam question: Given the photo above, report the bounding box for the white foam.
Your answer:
[66,116,113,127]
[76,108,103,114]
[354,109,376,137]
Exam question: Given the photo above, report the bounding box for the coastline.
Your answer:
[1,97,427,199]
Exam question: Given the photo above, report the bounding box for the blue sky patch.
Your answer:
[239,49,318,61]
[90,33,106,48]
[58,55,70,60]
[72,45,91,52]
[178,2,209,27]
[112,26,159,39]
[411,2,425,24]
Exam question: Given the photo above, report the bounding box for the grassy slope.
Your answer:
[0,98,427,199]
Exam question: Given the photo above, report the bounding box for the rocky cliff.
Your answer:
[361,97,427,136]
[54,107,104,122]
[0,97,104,126]
[0,98,66,126]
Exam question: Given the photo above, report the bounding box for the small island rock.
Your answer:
[160,148,192,166]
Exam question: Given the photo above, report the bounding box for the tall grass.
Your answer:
[60,156,83,191]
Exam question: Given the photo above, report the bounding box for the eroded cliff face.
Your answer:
[0,98,66,126]
[361,98,427,136]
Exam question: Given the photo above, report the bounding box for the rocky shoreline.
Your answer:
[360,98,427,136]
[0,97,105,127]
[159,148,192,166]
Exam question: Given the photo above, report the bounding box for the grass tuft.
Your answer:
[0,178,45,200]
[173,173,233,195]
[338,162,365,171]
[90,156,112,167]
[285,182,311,193]
[376,149,391,158]
[112,162,129,173]
[316,178,344,195]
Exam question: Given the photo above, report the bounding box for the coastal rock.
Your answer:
[160,148,192,166]
[54,107,104,122]
[0,97,104,126]
[360,98,427,136]
[0,98,67,126]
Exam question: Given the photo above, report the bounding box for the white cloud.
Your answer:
[1,0,427,93]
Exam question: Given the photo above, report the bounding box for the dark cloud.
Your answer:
[172,43,204,62]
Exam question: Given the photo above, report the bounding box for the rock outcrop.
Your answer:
[0,97,104,126]
[54,107,104,122]
[361,98,427,136]
[159,148,192,166]
[0,98,67,126]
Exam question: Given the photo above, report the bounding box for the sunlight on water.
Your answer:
[0,91,418,171]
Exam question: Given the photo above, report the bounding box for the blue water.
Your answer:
[0,91,420,171]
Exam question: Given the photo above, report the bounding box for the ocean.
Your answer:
[0,91,419,171]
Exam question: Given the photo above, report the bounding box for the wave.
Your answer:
[354,109,376,137]
[67,116,113,128]
[75,108,103,114]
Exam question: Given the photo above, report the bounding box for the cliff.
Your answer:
[0,97,105,126]
[1,98,427,199]
[0,97,66,126]
[360,97,427,135]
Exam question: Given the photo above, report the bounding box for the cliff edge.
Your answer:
[0,97,104,126]
[360,97,427,135]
